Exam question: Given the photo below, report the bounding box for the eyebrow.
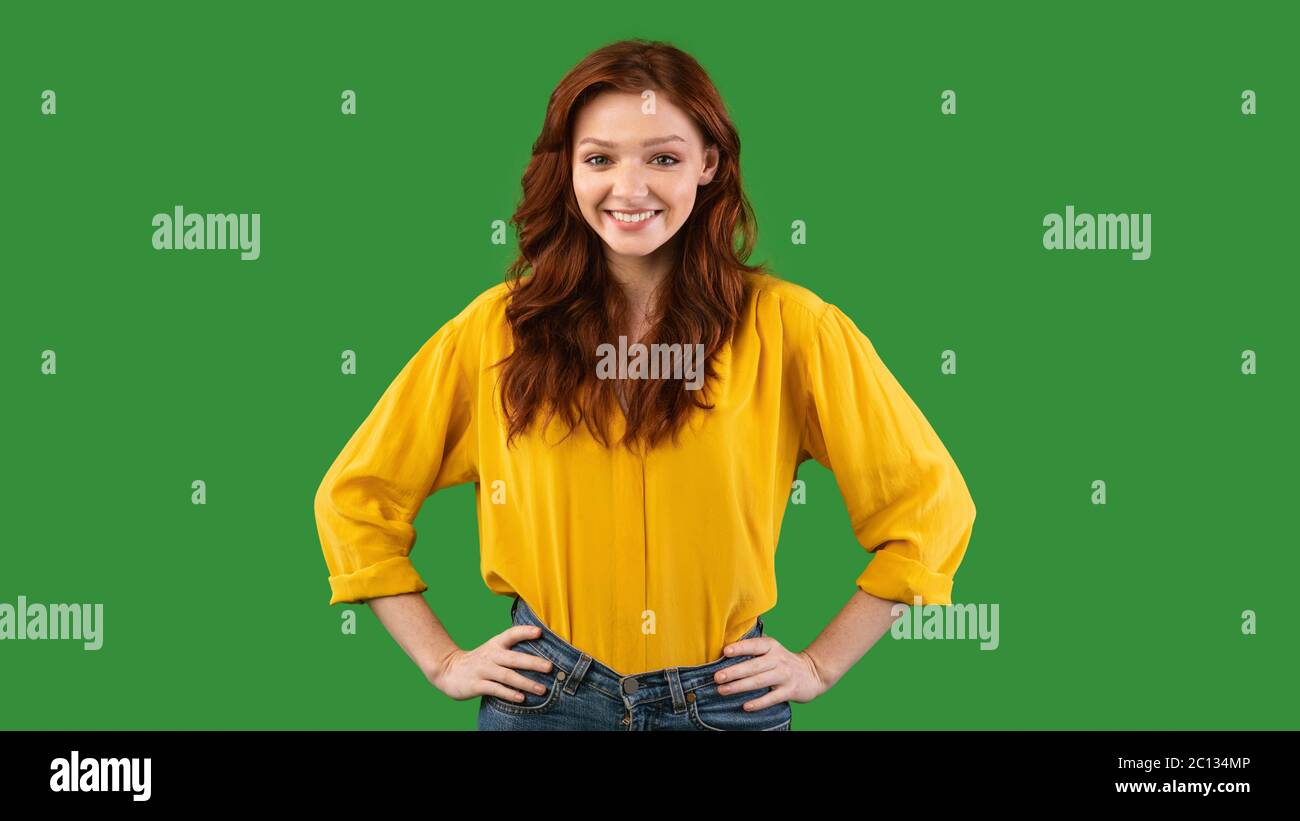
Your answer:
[576,134,688,149]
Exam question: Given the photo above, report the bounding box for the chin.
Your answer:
[606,238,666,256]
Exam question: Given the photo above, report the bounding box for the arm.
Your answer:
[718,588,904,707]
[314,297,553,703]
[365,592,461,685]
[717,301,977,710]
[717,588,904,706]
[366,591,553,702]
[798,588,905,690]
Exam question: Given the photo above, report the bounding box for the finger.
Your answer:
[740,684,790,712]
[720,668,782,696]
[715,659,778,690]
[490,667,551,697]
[498,647,553,674]
[498,625,543,646]
[713,657,775,685]
[481,680,532,702]
[722,637,770,658]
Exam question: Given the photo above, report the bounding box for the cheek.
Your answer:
[663,183,699,223]
[571,175,600,211]
[571,182,604,228]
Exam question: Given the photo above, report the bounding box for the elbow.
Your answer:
[313,468,342,524]
[945,459,977,528]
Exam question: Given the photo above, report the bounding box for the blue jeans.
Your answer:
[476,596,793,731]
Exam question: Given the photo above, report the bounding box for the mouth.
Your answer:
[604,209,663,230]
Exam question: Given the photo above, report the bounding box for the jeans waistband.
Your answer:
[508,595,764,708]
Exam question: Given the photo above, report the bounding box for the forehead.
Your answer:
[571,89,700,146]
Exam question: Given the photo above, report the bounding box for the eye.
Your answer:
[583,155,611,167]
[651,154,680,166]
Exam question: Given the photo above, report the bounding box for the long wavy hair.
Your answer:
[493,39,769,452]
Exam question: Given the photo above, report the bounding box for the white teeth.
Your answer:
[609,210,657,223]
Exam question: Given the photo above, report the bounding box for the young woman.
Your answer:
[314,39,977,731]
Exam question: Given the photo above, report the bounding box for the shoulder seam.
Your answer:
[447,279,512,330]
[746,273,831,325]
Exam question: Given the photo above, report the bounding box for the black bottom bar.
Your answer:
[1,730,1287,806]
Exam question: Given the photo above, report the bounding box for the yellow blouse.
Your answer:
[314,272,977,674]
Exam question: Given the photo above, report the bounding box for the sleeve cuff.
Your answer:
[328,555,429,605]
[855,548,954,606]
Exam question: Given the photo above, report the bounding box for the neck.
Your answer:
[606,237,676,316]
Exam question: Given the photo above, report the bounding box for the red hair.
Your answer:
[493,39,770,451]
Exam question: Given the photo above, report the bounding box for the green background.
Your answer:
[1,0,1295,730]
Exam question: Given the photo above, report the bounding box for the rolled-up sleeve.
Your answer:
[799,302,976,605]
[314,313,478,605]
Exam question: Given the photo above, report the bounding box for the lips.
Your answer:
[604,209,663,231]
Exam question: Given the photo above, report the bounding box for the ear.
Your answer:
[698,144,720,186]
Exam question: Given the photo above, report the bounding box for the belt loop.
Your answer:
[756,616,764,636]
[667,667,686,713]
[511,596,520,620]
[564,652,593,695]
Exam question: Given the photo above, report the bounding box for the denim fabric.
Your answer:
[476,596,793,731]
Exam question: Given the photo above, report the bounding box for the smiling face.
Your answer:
[571,89,719,268]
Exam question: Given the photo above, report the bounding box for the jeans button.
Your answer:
[622,678,639,695]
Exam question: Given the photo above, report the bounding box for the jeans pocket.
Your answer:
[483,642,563,716]
[686,681,792,731]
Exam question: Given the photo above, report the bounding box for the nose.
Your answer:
[609,162,651,201]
